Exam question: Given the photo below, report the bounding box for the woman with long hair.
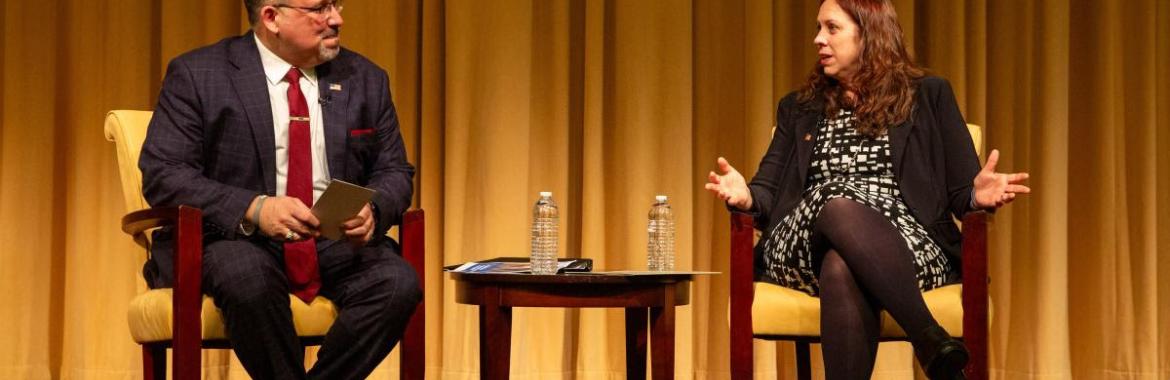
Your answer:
[705,0,1030,378]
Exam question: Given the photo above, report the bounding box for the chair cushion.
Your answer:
[127,289,338,343]
[751,281,967,338]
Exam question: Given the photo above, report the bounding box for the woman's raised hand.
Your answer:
[705,157,753,211]
[973,149,1031,209]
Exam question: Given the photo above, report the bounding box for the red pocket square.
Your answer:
[349,128,374,136]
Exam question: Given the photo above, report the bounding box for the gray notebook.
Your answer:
[311,180,376,240]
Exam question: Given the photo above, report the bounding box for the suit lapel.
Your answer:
[316,58,351,179]
[229,32,278,194]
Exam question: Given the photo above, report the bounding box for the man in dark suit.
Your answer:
[139,0,420,378]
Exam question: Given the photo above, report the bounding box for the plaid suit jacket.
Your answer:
[138,32,414,287]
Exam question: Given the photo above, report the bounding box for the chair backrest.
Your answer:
[967,124,985,160]
[103,110,154,215]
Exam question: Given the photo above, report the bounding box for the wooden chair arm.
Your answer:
[122,206,185,250]
[122,206,182,233]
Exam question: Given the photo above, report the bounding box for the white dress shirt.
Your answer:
[255,34,331,204]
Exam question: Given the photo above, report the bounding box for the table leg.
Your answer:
[650,285,676,380]
[625,307,648,380]
[479,288,512,380]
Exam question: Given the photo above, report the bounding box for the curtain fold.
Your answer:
[1,0,64,379]
[0,0,1166,379]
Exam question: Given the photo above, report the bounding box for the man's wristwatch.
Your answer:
[239,194,269,237]
[239,218,257,236]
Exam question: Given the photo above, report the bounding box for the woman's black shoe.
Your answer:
[912,325,969,379]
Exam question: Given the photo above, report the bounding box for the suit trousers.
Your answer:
[202,237,421,380]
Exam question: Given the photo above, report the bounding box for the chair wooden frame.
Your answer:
[728,211,989,380]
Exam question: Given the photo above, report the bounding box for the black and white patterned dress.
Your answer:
[760,110,952,296]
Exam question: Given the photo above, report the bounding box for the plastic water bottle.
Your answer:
[647,195,675,271]
[530,192,559,275]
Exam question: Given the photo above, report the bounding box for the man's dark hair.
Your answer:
[244,0,274,25]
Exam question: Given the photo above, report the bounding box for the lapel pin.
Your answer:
[329,83,342,91]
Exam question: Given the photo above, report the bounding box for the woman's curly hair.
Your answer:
[799,0,925,138]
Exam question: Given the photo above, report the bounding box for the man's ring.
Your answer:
[284,230,299,241]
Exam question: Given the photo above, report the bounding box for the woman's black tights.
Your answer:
[813,198,939,379]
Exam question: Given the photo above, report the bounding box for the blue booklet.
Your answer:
[444,257,593,274]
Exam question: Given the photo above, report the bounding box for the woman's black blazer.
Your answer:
[747,76,982,270]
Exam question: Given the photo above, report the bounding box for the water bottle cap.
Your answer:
[655,195,667,202]
[540,191,553,197]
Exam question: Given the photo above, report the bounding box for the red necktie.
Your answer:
[283,67,321,302]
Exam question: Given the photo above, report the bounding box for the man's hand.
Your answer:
[339,203,376,248]
[250,195,321,241]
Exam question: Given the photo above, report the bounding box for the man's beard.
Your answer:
[319,43,340,62]
[318,29,340,62]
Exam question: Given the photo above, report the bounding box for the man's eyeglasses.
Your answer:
[274,1,344,18]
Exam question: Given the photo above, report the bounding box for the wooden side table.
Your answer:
[450,272,699,380]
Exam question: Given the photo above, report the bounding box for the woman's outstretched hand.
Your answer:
[705,157,753,211]
[973,149,1031,209]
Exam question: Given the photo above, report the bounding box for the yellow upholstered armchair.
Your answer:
[104,110,426,380]
[729,124,990,380]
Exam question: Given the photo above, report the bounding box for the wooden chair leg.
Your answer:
[795,341,812,380]
[401,302,425,380]
[965,335,988,380]
[729,327,753,379]
[142,344,166,380]
[173,337,200,380]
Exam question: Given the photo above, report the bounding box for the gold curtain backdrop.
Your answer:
[0,0,1166,378]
